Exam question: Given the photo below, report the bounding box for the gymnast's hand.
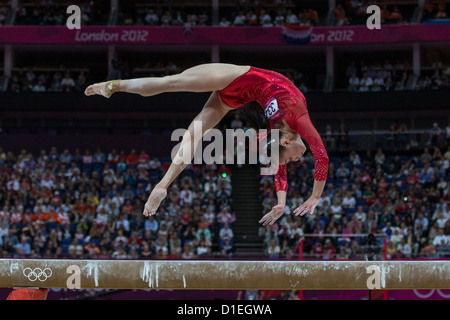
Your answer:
[293,196,320,216]
[259,204,285,226]
[143,185,167,217]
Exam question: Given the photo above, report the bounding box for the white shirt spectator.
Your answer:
[350,152,361,165]
[330,204,343,219]
[433,233,450,246]
[318,195,331,207]
[203,181,217,194]
[32,82,46,92]
[0,223,9,238]
[360,76,373,87]
[7,179,20,191]
[397,242,412,256]
[354,209,367,222]
[40,178,54,190]
[342,195,356,208]
[291,226,304,239]
[145,11,159,24]
[373,76,385,87]
[219,18,231,26]
[260,14,273,26]
[286,12,298,24]
[111,195,124,209]
[116,218,130,233]
[274,13,285,26]
[219,226,234,241]
[390,231,403,246]
[96,212,109,225]
[437,216,449,229]
[233,13,246,25]
[349,74,360,87]
[61,75,75,87]
[180,188,194,205]
[203,211,215,224]
[149,158,161,170]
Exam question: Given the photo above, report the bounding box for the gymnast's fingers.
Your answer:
[299,205,312,216]
[259,212,272,226]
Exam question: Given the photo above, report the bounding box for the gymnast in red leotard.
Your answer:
[85,63,329,226]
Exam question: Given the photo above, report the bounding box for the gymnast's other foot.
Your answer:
[84,80,120,98]
[143,185,167,217]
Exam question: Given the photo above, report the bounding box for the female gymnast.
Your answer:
[85,63,329,226]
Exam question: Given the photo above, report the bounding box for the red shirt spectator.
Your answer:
[396,200,410,214]
[127,149,139,166]
[127,234,143,247]
[311,242,324,256]
[323,240,336,259]
[180,210,192,225]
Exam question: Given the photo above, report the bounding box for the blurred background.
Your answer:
[0,0,449,300]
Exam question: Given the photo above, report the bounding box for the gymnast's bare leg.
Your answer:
[85,64,250,216]
[84,63,250,97]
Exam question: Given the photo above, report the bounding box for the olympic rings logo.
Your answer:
[23,268,53,282]
[414,289,450,299]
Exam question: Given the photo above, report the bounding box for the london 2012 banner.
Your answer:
[0,24,449,46]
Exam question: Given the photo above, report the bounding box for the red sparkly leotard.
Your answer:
[218,66,329,192]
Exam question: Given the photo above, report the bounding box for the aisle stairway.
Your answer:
[230,165,265,257]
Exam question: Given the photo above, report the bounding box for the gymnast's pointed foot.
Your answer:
[143,185,167,217]
[84,80,120,98]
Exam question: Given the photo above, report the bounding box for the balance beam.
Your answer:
[1,259,450,290]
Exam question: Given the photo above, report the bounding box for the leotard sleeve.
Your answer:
[274,164,288,192]
[295,112,329,181]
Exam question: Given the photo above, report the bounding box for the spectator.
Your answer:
[233,11,247,26]
[16,236,31,256]
[220,239,234,257]
[230,114,243,129]
[32,80,46,92]
[348,73,360,91]
[285,9,298,24]
[428,122,443,148]
[322,239,336,260]
[336,163,350,178]
[68,238,83,257]
[274,9,285,26]
[342,191,356,209]
[360,72,373,88]
[324,125,336,150]
[60,71,76,90]
[219,222,234,242]
[267,239,281,259]
[258,9,272,26]
[433,228,450,247]
[181,243,197,259]
[374,148,386,165]
[219,17,231,27]
[346,61,358,78]
[145,9,159,25]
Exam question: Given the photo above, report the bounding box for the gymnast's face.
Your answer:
[279,137,306,165]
